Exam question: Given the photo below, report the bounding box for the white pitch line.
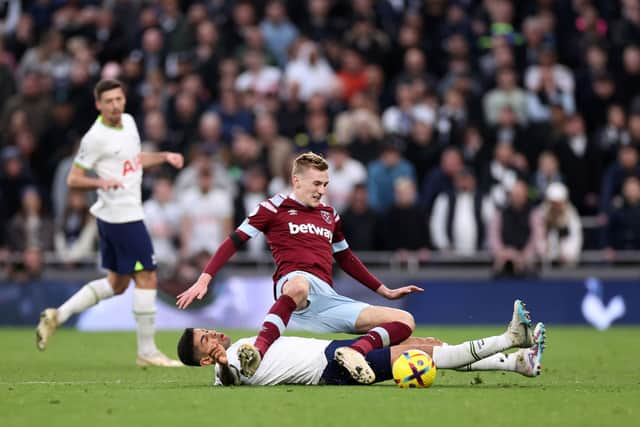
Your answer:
[0,379,180,385]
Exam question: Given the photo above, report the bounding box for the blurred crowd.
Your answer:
[1,0,640,282]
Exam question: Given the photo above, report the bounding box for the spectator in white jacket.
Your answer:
[536,182,583,266]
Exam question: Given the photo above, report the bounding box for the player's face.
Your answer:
[96,87,126,126]
[193,328,231,354]
[292,167,329,208]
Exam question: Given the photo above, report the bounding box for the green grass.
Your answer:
[1,326,638,427]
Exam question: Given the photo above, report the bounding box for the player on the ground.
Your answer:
[177,300,545,386]
[36,79,184,367]
[176,152,423,382]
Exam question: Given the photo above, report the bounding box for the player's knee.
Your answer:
[112,282,128,295]
[400,311,416,331]
[282,279,309,307]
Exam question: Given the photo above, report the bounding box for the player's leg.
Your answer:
[349,305,415,354]
[36,219,130,350]
[238,272,308,377]
[457,322,546,377]
[388,300,535,371]
[333,305,415,382]
[132,268,182,367]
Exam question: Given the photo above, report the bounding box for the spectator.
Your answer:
[340,182,379,251]
[293,109,336,155]
[0,146,35,227]
[6,187,54,279]
[552,114,600,215]
[367,141,416,214]
[179,165,233,259]
[531,150,563,200]
[235,49,281,97]
[284,40,336,102]
[619,45,640,108]
[326,145,367,213]
[380,177,429,262]
[604,176,640,259]
[595,104,631,168]
[526,49,576,123]
[430,169,491,255]
[404,105,440,190]
[260,0,299,68]
[483,66,527,126]
[336,48,368,103]
[600,145,640,214]
[233,166,268,257]
[143,176,181,279]
[381,81,415,138]
[54,189,97,265]
[536,182,583,267]
[489,180,542,277]
[1,70,52,140]
[420,146,465,212]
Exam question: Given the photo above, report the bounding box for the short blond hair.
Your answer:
[292,152,328,176]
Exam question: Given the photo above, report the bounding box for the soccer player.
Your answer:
[176,152,423,382]
[177,300,546,386]
[36,79,184,367]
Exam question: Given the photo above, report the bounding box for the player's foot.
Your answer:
[334,347,376,385]
[238,343,262,377]
[506,299,534,348]
[36,308,59,351]
[136,351,184,367]
[515,322,546,377]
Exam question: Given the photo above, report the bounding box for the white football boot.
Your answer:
[334,347,376,384]
[136,351,184,367]
[515,322,546,377]
[36,308,59,351]
[237,343,262,377]
[506,299,534,348]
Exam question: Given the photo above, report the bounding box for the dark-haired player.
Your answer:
[176,301,545,386]
[36,79,184,367]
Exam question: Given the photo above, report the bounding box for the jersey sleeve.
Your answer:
[331,209,349,253]
[236,200,277,238]
[73,133,101,170]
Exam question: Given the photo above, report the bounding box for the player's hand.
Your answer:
[176,273,211,309]
[377,284,424,300]
[211,342,228,366]
[165,152,184,169]
[98,178,123,190]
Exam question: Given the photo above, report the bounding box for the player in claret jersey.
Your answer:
[177,152,424,383]
[36,79,184,367]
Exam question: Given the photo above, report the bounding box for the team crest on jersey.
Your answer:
[320,211,333,224]
[288,209,298,216]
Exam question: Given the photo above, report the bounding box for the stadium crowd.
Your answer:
[1,0,640,282]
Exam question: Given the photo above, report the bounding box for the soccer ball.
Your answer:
[392,349,437,388]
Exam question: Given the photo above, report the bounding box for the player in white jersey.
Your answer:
[36,79,184,367]
[176,300,546,386]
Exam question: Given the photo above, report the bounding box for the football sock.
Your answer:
[133,288,159,356]
[432,334,512,369]
[57,277,114,324]
[351,321,413,355]
[456,352,517,372]
[254,295,297,357]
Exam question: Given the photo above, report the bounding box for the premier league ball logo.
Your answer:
[320,211,332,224]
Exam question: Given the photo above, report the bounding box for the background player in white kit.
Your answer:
[36,79,184,367]
[176,300,546,386]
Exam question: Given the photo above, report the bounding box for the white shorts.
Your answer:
[275,271,369,334]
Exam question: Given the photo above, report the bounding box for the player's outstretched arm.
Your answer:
[139,151,184,169]
[376,284,424,300]
[176,230,250,309]
[334,248,423,299]
[67,163,122,191]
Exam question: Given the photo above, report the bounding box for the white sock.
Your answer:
[432,334,512,369]
[455,352,517,372]
[133,288,159,356]
[57,278,114,324]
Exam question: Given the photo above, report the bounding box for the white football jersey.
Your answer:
[74,113,144,223]
[215,336,331,386]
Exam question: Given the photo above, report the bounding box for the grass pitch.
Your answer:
[1,326,638,427]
